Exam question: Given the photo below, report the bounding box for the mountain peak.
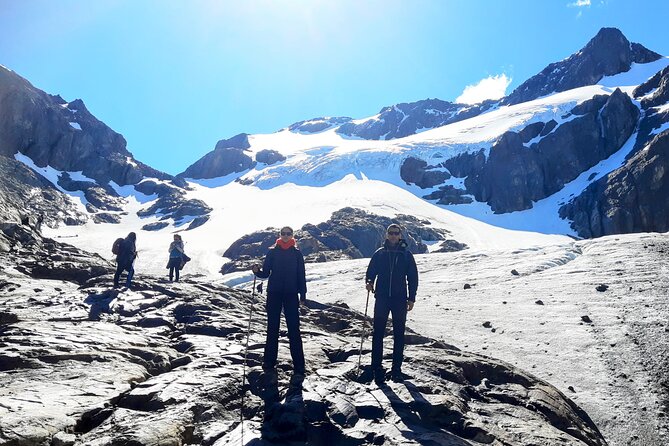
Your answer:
[503,27,662,106]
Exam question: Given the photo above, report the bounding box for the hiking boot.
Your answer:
[390,370,410,383]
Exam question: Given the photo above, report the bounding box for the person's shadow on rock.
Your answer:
[380,381,472,446]
[85,289,118,321]
[260,376,306,444]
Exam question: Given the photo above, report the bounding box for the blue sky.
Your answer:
[1,0,668,175]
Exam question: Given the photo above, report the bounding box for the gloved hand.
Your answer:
[407,300,415,311]
[251,264,260,274]
[299,293,306,304]
[366,282,374,292]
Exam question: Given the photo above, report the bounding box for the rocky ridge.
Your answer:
[0,228,606,446]
[221,207,466,273]
[0,65,210,230]
[404,88,639,213]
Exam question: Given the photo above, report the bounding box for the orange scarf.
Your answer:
[276,238,296,250]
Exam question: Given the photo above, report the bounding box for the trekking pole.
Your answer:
[356,289,371,377]
[240,274,257,445]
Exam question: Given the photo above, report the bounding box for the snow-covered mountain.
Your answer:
[1,27,669,276]
[3,27,669,446]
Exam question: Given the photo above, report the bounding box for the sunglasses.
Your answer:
[281,231,293,236]
[387,230,400,235]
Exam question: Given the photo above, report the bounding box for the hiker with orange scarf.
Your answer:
[252,226,307,383]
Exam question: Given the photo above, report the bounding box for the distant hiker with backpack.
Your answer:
[167,234,184,282]
[113,232,137,289]
[365,224,418,385]
[251,226,307,384]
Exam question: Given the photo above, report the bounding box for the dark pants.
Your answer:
[168,257,181,281]
[113,261,134,288]
[371,297,407,373]
[263,292,305,373]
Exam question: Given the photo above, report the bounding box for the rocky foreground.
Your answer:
[0,225,608,446]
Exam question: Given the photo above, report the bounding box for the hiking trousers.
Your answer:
[263,292,305,373]
[167,257,181,281]
[114,261,134,288]
[371,297,408,373]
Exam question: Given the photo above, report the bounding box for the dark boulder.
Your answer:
[255,149,286,165]
[179,133,255,179]
[142,222,170,231]
[400,156,450,188]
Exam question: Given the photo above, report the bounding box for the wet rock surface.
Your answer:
[221,207,462,273]
[0,234,606,446]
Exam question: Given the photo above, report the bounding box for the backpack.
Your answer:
[112,238,125,255]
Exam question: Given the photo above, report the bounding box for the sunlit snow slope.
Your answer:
[39,58,669,276]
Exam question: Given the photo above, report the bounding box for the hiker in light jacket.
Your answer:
[113,232,137,288]
[252,226,307,382]
[167,234,184,282]
[365,223,418,384]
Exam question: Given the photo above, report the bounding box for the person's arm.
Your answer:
[407,252,418,302]
[365,252,378,291]
[297,251,307,302]
[252,250,273,279]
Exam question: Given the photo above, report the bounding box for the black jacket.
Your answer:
[366,239,418,302]
[117,238,137,268]
[255,246,307,297]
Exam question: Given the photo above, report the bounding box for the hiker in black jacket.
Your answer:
[113,232,137,288]
[252,226,307,382]
[365,224,418,384]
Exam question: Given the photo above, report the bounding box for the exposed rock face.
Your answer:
[560,131,669,237]
[559,67,669,237]
[426,89,639,213]
[0,156,87,230]
[255,149,286,165]
[221,207,462,273]
[633,65,669,153]
[503,27,661,106]
[57,173,125,212]
[135,181,212,227]
[400,156,450,188]
[336,98,494,140]
[0,229,607,446]
[0,66,169,187]
[179,133,255,179]
[288,116,352,134]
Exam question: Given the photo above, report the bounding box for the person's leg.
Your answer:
[125,264,134,287]
[113,263,123,287]
[390,300,408,375]
[282,294,305,374]
[371,298,391,372]
[175,263,180,282]
[169,263,174,281]
[263,293,282,370]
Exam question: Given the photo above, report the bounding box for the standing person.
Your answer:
[252,226,307,383]
[365,224,418,385]
[167,234,184,282]
[113,232,137,289]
